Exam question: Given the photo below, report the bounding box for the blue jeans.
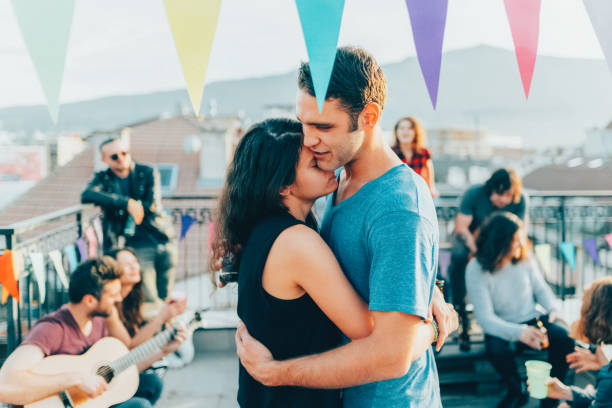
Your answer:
[113,372,163,408]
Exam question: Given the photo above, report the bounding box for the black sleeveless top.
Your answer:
[237,213,341,407]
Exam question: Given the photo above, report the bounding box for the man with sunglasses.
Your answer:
[81,138,177,312]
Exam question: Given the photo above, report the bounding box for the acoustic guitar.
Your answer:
[25,309,206,408]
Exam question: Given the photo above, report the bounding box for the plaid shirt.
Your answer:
[396,148,432,176]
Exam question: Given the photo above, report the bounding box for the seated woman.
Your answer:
[466,212,574,408]
[543,276,612,408]
[106,247,188,408]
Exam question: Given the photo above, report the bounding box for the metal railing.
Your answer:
[2,191,612,359]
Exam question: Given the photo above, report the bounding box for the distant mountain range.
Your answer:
[2,45,611,148]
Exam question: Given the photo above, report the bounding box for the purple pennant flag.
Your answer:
[180,215,196,241]
[405,0,449,108]
[76,238,88,262]
[583,238,600,265]
[438,249,451,280]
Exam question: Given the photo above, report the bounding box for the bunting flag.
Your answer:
[11,0,75,123]
[85,226,98,258]
[0,250,20,304]
[64,244,78,271]
[180,214,197,241]
[534,243,551,278]
[438,249,451,280]
[49,250,69,289]
[2,250,24,304]
[164,0,222,116]
[76,238,88,261]
[584,0,612,74]
[583,238,600,265]
[29,252,47,304]
[606,233,612,250]
[559,242,576,271]
[207,221,216,250]
[93,217,104,244]
[504,0,541,98]
[295,0,346,112]
[405,0,448,108]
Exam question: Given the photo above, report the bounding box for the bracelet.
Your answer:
[429,320,439,344]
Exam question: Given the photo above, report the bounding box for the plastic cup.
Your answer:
[525,360,552,399]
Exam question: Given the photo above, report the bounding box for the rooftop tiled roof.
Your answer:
[0,116,232,225]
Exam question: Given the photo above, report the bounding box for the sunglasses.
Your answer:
[110,151,128,161]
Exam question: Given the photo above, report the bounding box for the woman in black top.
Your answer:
[210,119,373,407]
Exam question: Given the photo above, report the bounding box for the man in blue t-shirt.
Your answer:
[235,47,458,407]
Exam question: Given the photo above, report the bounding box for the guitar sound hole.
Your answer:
[96,365,115,383]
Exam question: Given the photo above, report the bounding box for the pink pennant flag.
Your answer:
[207,221,215,250]
[85,226,97,258]
[504,0,541,98]
[605,233,612,250]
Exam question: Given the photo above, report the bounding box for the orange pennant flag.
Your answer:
[0,250,20,304]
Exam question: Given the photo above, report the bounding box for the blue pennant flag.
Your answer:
[180,215,197,241]
[559,242,576,271]
[295,0,346,112]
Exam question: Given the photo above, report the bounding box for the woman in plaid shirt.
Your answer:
[391,117,438,196]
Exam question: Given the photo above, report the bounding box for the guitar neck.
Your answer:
[111,327,175,374]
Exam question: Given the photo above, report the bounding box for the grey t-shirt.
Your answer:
[465,257,559,342]
[320,164,441,408]
[459,184,527,232]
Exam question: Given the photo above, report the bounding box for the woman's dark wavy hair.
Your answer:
[107,247,144,336]
[209,118,312,276]
[475,212,527,272]
[577,276,612,344]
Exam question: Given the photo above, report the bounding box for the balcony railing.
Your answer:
[1,191,611,360]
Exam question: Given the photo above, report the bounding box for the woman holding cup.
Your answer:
[541,276,612,407]
[466,212,575,408]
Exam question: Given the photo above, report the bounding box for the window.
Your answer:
[155,163,179,195]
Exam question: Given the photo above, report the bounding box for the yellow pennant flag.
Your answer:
[164,0,222,116]
[534,244,551,279]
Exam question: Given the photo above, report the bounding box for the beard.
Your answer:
[89,309,110,318]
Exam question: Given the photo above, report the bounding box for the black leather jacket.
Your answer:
[81,163,175,251]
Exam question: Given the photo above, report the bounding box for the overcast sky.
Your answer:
[0,0,604,109]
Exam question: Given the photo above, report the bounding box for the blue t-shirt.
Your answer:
[320,164,441,408]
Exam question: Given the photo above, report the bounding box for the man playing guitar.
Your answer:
[0,257,186,407]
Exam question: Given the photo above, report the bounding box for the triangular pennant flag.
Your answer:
[49,250,69,289]
[64,244,78,271]
[12,250,24,281]
[76,238,88,262]
[606,233,612,250]
[85,226,98,258]
[534,244,551,277]
[438,249,451,280]
[405,0,448,108]
[93,217,104,244]
[1,287,8,305]
[503,0,541,98]
[164,0,222,116]
[584,0,612,74]
[0,250,20,304]
[180,214,197,241]
[559,242,576,271]
[11,0,75,123]
[29,252,47,304]
[207,221,216,250]
[583,238,600,265]
[295,0,346,112]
